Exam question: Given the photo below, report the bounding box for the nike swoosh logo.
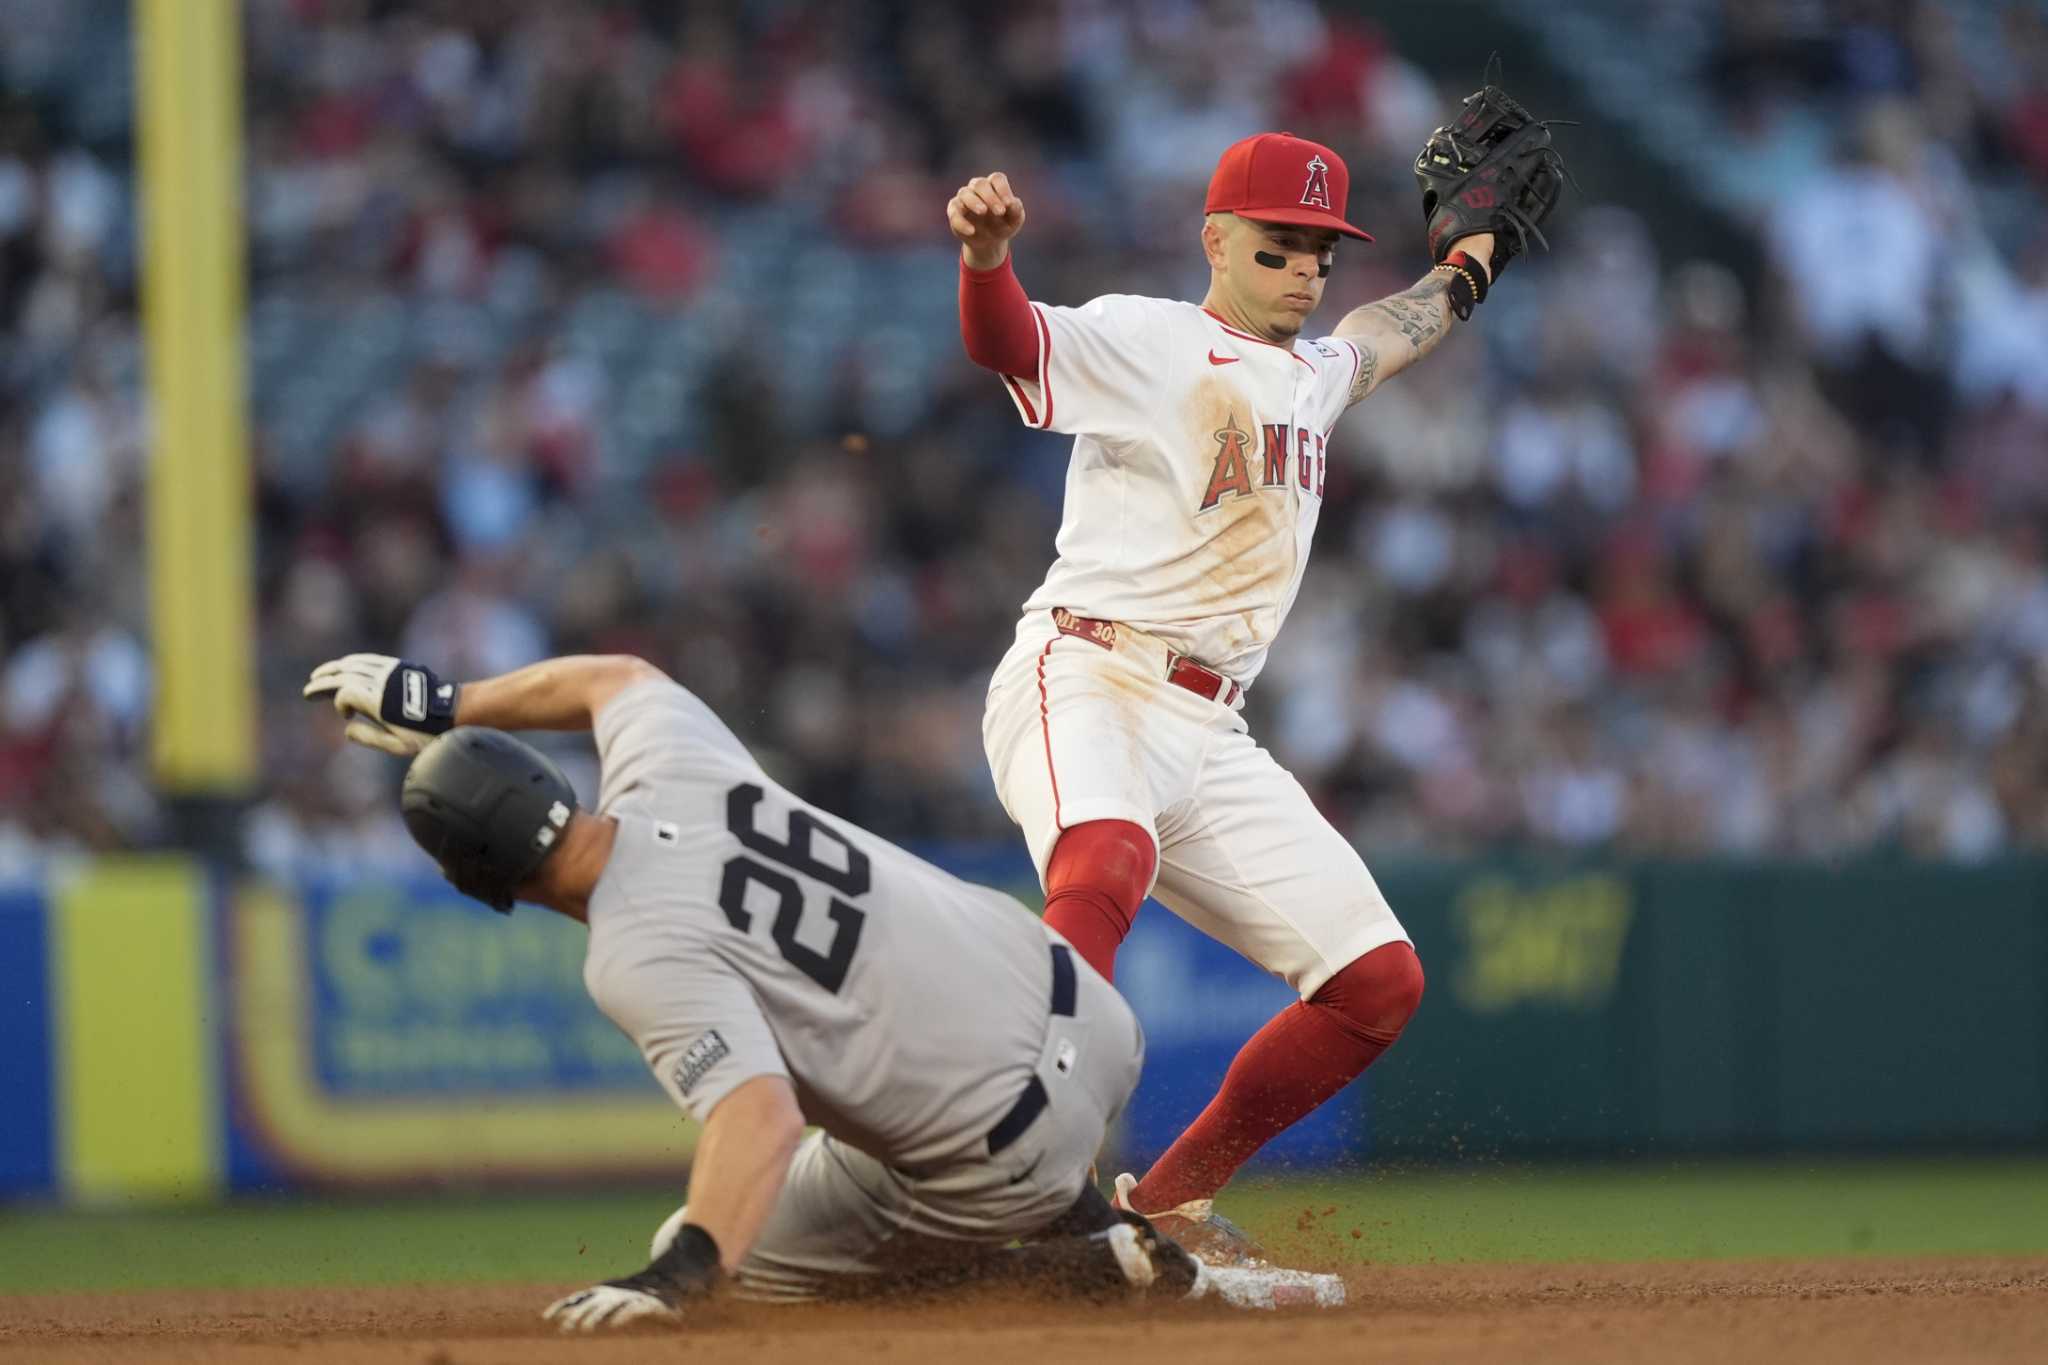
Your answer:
[1207,351,1239,366]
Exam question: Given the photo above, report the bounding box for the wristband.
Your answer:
[1431,261,1479,320]
[1444,249,1491,304]
[612,1223,723,1307]
[380,663,459,735]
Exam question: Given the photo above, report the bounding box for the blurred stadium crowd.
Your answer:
[2,0,2047,877]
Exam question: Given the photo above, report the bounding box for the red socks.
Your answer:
[1041,819,1155,983]
[1129,940,1425,1213]
[1042,823,1426,1213]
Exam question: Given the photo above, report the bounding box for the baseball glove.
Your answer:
[1413,67,1570,279]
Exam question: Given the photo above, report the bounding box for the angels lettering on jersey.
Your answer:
[1199,415,1327,512]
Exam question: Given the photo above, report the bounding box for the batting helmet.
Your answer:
[400,727,577,913]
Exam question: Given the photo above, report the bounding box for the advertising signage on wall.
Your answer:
[2,851,2043,1201]
[228,880,690,1184]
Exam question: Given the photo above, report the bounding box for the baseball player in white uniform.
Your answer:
[302,651,1340,1328]
[949,132,1499,1254]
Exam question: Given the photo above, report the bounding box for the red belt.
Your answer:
[1051,608,1243,708]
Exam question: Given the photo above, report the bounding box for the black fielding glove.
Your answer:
[1414,66,1571,282]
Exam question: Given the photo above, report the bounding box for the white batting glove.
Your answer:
[541,1283,680,1331]
[302,653,459,756]
[339,713,429,756]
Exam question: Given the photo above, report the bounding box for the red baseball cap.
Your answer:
[1204,131,1373,241]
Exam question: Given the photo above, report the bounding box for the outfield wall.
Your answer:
[2,852,2043,1202]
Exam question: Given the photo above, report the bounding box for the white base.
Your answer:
[1190,1263,1347,1310]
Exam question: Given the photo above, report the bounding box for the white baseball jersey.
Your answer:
[582,679,1101,1171]
[1000,295,1362,687]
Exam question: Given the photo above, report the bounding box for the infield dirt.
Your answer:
[5,1256,2045,1365]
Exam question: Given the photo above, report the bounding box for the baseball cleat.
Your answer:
[1111,1172,1267,1267]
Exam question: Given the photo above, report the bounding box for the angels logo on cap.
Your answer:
[1204,132,1372,241]
[1299,155,1332,210]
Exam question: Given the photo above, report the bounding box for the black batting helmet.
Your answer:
[400,727,577,913]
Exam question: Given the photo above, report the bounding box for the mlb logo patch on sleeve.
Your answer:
[673,1030,731,1097]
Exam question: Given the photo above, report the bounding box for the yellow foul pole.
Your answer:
[136,0,255,794]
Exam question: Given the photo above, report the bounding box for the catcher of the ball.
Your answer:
[1414,71,1570,281]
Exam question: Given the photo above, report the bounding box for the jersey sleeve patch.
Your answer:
[1310,334,1363,415]
[584,933,792,1125]
[672,1029,732,1098]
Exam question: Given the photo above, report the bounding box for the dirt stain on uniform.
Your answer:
[1179,377,1297,660]
[1036,628,1155,797]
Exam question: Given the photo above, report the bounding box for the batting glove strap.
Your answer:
[379,662,459,736]
[608,1223,723,1308]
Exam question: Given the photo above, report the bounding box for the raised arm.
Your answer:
[455,654,666,732]
[304,651,666,754]
[1333,231,1493,406]
[950,171,1039,377]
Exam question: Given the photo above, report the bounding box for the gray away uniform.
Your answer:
[581,680,1144,1297]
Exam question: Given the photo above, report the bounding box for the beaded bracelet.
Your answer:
[1445,249,1491,303]
[1433,249,1492,321]
[1431,261,1480,320]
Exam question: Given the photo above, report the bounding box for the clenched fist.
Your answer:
[947,172,1026,270]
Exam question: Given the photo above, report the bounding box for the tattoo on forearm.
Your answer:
[1364,276,1450,351]
[1342,273,1455,404]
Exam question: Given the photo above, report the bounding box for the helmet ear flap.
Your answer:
[443,863,515,915]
